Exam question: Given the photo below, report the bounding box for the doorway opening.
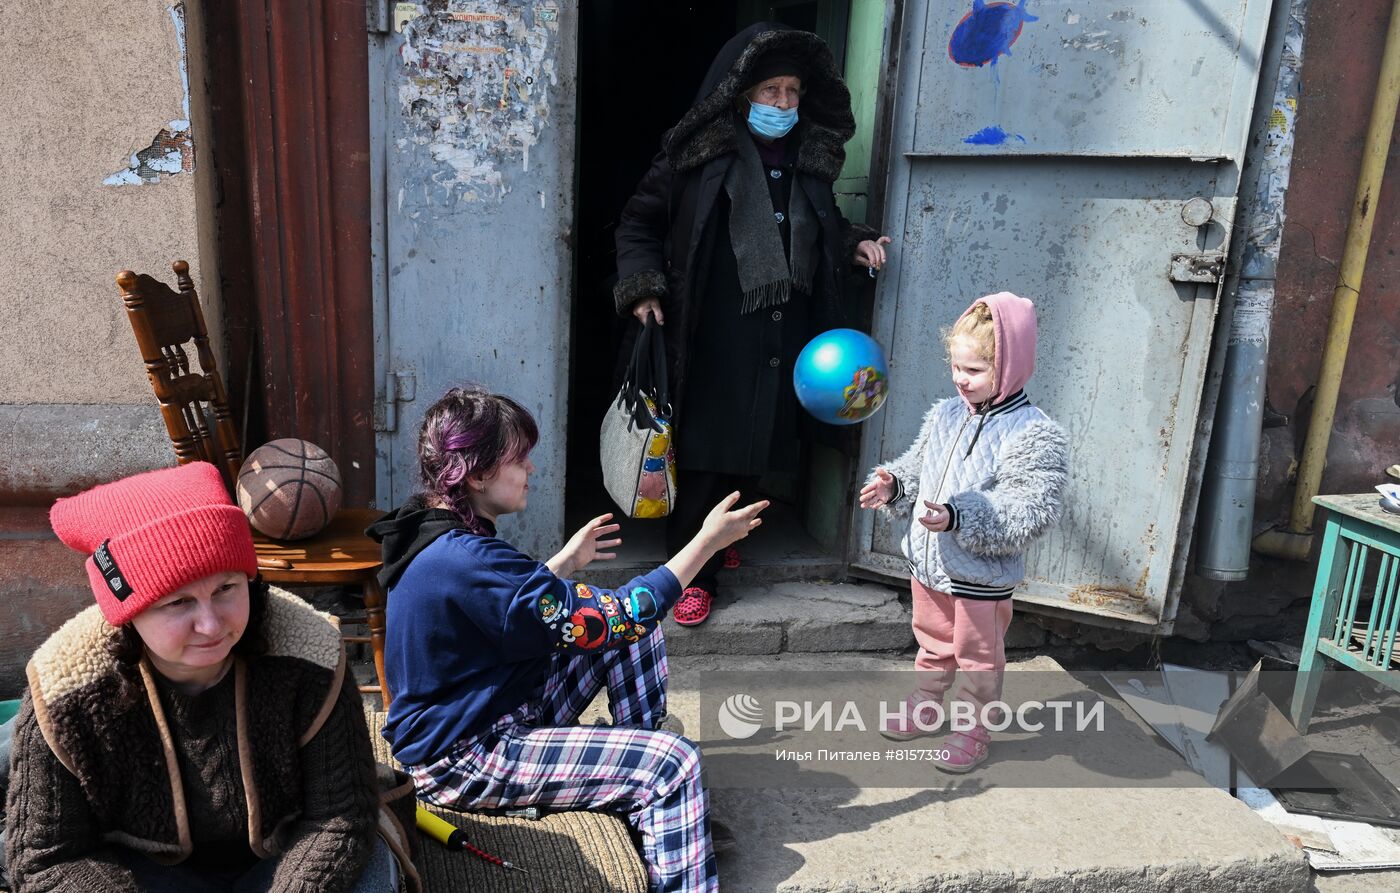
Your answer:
[567,0,861,585]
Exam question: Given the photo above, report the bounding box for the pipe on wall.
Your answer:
[1196,0,1310,581]
[1254,0,1400,561]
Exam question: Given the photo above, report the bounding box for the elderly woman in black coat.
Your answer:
[612,23,890,625]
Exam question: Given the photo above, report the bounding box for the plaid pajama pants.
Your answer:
[408,629,718,893]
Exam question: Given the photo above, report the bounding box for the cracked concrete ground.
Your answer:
[575,653,1321,892]
[344,585,1398,892]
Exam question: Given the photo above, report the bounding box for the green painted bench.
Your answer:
[1290,493,1400,732]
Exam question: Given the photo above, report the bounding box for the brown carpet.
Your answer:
[368,711,649,893]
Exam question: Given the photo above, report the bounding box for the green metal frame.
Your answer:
[1290,494,1400,731]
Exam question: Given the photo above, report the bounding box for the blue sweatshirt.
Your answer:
[367,504,681,766]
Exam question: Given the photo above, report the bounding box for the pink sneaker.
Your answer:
[878,698,942,742]
[933,729,990,774]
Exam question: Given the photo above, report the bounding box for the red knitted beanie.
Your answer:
[49,462,259,626]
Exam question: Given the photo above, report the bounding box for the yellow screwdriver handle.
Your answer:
[415,805,464,848]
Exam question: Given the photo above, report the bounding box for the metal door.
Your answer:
[369,1,577,555]
[853,0,1273,632]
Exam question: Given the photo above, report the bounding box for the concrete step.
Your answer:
[654,580,915,657]
[621,654,1312,893]
[584,556,846,590]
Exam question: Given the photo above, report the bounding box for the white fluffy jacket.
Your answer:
[873,393,1069,599]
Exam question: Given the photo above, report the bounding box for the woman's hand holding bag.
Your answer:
[599,317,677,518]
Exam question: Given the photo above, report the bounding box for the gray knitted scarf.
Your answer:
[724,132,819,314]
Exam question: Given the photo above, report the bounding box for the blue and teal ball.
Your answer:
[793,329,890,425]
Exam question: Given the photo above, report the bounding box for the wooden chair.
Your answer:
[116,261,392,707]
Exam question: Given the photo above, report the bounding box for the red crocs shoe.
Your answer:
[722,547,742,570]
[674,587,714,626]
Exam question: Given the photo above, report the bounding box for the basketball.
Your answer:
[793,328,891,425]
[236,439,342,540]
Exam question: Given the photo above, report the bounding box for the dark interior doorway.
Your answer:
[569,0,741,493]
[567,0,855,582]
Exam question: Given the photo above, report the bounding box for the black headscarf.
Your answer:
[747,54,806,88]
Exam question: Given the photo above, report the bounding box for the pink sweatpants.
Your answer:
[909,577,1014,725]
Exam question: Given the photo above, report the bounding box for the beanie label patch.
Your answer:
[93,540,135,602]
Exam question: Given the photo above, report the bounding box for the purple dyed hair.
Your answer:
[417,385,539,534]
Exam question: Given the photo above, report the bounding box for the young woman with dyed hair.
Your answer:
[367,385,766,893]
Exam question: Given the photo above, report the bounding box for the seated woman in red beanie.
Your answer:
[3,462,416,893]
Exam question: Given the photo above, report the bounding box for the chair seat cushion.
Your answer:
[366,710,648,893]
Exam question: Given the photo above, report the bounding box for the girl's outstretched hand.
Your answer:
[700,492,769,552]
[918,500,951,533]
[665,494,768,590]
[859,468,896,509]
[547,513,623,578]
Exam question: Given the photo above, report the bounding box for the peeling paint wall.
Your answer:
[0,0,218,498]
[104,3,196,185]
[375,0,577,555]
[396,1,561,203]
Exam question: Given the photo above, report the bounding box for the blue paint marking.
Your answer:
[950,1,1037,145]
[948,0,1038,68]
[963,126,1026,145]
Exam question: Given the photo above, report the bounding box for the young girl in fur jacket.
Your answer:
[859,292,1068,773]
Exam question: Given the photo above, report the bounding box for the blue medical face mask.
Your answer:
[746,101,799,139]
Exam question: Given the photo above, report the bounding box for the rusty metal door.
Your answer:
[368,1,576,555]
[852,0,1273,632]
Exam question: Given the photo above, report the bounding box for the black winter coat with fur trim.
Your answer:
[612,23,877,475]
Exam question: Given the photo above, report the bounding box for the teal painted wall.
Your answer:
[834,0,885,226]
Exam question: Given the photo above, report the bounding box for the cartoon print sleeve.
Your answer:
[455,537,682,656]
[466,535,680,654]
[533,569,681,653]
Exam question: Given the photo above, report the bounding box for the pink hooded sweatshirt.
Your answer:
[954,291,1038,408]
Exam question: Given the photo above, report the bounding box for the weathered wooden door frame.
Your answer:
[205,0,376,506]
